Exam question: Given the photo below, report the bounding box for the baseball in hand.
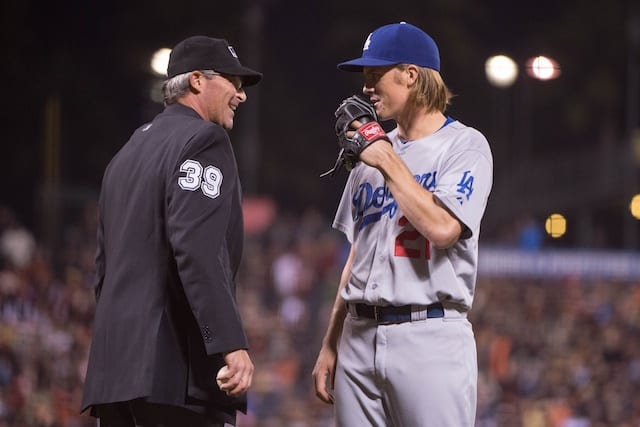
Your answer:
[216,365,229,388]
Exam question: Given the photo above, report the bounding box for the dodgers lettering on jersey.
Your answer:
[353,171,437,231]
[333,120,493,309]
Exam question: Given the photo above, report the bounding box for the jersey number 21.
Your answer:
[394,216,431,260]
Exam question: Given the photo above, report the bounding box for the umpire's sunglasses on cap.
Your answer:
[200,70,243,91]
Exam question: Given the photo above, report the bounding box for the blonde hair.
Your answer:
[398,65,453,113]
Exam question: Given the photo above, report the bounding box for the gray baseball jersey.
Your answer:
[333,119,493,309]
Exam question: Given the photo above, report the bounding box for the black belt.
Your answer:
[348,302,445,324]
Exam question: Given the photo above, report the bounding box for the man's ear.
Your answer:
[189,71,202,92]
[405,65,419,86]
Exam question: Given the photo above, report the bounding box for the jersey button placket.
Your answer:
[367,216,389,301]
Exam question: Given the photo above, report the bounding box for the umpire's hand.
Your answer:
[218,349,254,396]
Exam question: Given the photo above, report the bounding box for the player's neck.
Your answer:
[396,110,446,142]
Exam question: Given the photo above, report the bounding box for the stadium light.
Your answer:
[484,55,519,88]
[525,55,561,80]
[150,48,171,77]
[545,213,567,238]
[631,194,640,220]
[149,48,171,103]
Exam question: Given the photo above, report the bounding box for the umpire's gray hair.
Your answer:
[162,72,192,106]
[162,70,220,106]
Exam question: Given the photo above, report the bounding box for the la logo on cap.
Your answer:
[337,22,441,72]
[363,33,372,51]
[228,46,238,58]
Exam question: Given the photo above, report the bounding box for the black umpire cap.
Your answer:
[167,36,263,86]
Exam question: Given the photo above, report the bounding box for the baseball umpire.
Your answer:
[81,36,262,426]
[312,22,493,426]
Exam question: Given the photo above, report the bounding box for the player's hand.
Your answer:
[346,120,392,168]
[218,349,254,396]
[321,95,389,177]
[312,345,337,404]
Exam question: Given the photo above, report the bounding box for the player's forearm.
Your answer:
[321,245,355,350]
[375,147,461,248]
[321,281,349,350]
[321,297,347,351]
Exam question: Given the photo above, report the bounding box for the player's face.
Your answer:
[362,66,410,121]
[200,73,247,130]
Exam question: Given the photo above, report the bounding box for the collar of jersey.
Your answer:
[399,116,454,144]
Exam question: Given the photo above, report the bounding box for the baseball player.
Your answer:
[82,36,261,426]
[312,22,493,426]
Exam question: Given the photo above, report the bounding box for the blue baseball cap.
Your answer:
[337,22,440,72]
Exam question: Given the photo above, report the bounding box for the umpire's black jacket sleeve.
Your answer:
[167,119,247,355]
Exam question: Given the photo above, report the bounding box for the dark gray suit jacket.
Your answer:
[82,103,248,424]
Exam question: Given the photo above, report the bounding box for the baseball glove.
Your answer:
[320,95,389,177]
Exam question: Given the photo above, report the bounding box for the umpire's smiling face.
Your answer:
[199,72,246,130]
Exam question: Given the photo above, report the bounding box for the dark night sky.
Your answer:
[1,0,636,246]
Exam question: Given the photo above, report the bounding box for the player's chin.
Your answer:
[374,106,389,121]
[377,112,391,122]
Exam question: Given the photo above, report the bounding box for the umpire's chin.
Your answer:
[216,105,240,131]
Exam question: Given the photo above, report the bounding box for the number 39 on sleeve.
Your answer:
[178,159,223,199]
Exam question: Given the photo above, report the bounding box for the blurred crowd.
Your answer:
[0,202,639,427]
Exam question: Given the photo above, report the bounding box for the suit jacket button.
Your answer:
[202,326,213,342]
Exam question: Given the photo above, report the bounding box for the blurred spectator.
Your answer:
[0,207,36,271]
